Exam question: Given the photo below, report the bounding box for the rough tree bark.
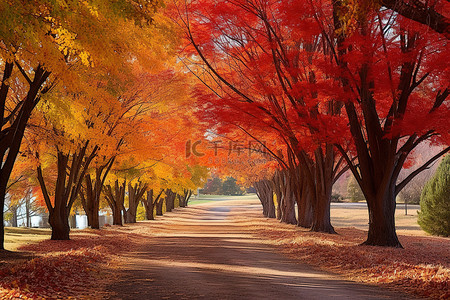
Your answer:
[142,189,163,220]
[80,174,100,229]
[254,181,267,217]
[104,180,126,226]
[310,146,336,233]
[144,190,155,220]
[279,169,297,225]
[165,189,176,212]
[124,182,147,224]
[295,172,313,228]
[254,180,276,218]
[155,192,165,216]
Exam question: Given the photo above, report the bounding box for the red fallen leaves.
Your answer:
[0,228,142,299]
[0,247,104,299]
[257,225,449,300]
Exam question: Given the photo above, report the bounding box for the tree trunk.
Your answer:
[281,171,297,225]
[178,189,192,208]
[310,146,336,233]
[122,206,128,224]
[124,182,147,223]
[81,179,96,229]
[296,176,313,228]
[254,182,266,217]
[81,168,107,230]
[113,205,123,225]
[364,186,401,247]
[104,183,124,225]
[185,190,193,207]
[282,197,297,225]
[272,172,283,220]
[11,207,18,227]
[311,193,335,233]
[155,196,164,216]
[288,166,313,228]
[69,213,77,229]
[0,184,5,249]
[165,190,176,212]
[104,180,126,226]
[266,189,276,218]
[144,190,155,220]
[26,194,31,227]
[91,203,100,228]
[255,180,276,218]
[145,190,164,219]
[48,205,70,240]
[40,151,72,240]
[125,208,135,223]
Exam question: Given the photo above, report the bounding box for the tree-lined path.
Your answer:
[107,199,413,299]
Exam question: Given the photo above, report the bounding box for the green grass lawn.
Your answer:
[188,194,258,206]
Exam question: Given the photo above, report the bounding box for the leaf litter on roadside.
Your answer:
[0,228,141,299]
[256,223,449,300]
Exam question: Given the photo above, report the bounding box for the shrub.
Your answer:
[417,155,450,236]
[346,176,365,202]
[331,193,343,203]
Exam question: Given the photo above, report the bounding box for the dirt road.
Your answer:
[107,199,414,299]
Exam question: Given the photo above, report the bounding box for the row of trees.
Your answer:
[172,0,449,247]
[1,0,448,251]
[255,156,450,237]
[3,188,44,227]
[0,0,209,248]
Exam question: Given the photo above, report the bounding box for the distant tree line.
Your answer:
[201,176,245,196]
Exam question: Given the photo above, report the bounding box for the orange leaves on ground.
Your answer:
[257,225,449,299]
[0,247,104,299]
[0,229,140,299]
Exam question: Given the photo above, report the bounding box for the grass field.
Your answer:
[330,202,424,235]
[192,194,426,236]
[188,194,257,206]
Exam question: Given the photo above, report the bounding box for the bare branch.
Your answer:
[395,146,450,195]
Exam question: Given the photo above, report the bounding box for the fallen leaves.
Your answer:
[0,228,143,299]
[0,247,104,299]
[2,208,448,299]
[256,224,450,300]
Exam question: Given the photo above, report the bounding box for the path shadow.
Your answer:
[107,201,416,300]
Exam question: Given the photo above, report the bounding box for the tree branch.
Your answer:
[395,146,450,195]
[37,165,54,213]
[381,0,450,39]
